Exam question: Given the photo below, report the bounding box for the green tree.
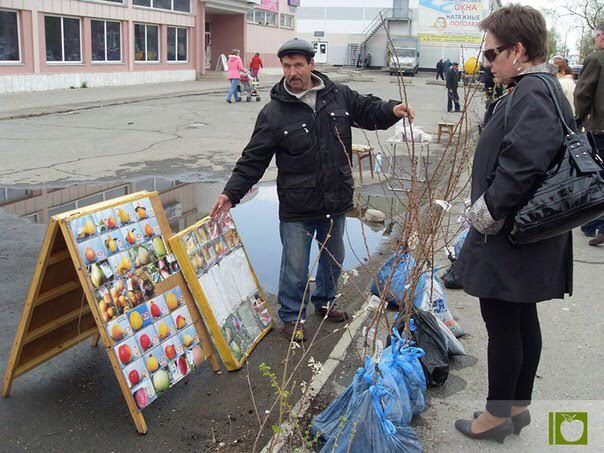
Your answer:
[547,27,561,57]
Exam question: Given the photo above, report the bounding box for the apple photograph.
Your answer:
[163,286,183,312]
[186,344,206,370]
[70,215,98,243]
[161,336,183,362]
[155,315,176,342]
[150,368,171,396]
[213,237,229,257]
[167,355,188,385]
[120,223,144,247]
[99,230,125,257]
[190,251,207,276]
[123,358,149,389]
[221,213,235,231]
[115,336,141,368]
[131,198,155,221]
[96,286,119,323]
[113,203,136,226]
[251,293,272,327]
[127,304,153,333]
[139,217,160,240]
[94,208,120,234]
[147,294,168,321]
[171,305,192,331]
[131,378,158,410]
[223,229,241,250]
[107,315,133,343]
[143,344,167,373]
[179,325,199,349]
[193,226,209,246]
[135,324,160,354]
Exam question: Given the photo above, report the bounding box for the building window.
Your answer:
[133,0,190,12]
[280,14,294,29]
[134,24,159,62]
[168,27,187,62]
[45,16,81,63]
[0,10,19,62]
[91,20,121,62]
[247,9,277,27]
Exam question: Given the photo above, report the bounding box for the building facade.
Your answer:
[0,0,297,93]
[296,0,500,69]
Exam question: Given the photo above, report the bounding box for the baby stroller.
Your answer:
[239,72,261,102]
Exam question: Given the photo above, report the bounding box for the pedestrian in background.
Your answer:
[436,59,445,80]
[226,49,246,103]
[443,58,452,75]
[457,5,574,443]
[210,39,414,342]
[250,52,263,80]
[364,52,372,69]
[446,62,461,112]
[574,23,604,246]
[553,59,576,114]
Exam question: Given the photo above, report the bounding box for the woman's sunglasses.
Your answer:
[483,44,513,62]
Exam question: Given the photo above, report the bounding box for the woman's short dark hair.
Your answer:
[480,4,548,62]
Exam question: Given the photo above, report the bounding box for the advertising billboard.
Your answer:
[418,0,485,46]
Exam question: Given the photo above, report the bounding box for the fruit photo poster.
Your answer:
[68,196,204,410]
[171,214,272,369]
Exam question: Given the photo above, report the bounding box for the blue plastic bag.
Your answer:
[311,357,374,442]
[378,355,413,426]
[454,226,469,258]
[371,252,416,305]
[320,385,423,453]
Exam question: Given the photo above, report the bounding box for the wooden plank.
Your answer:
[23,305,91,345]
[1,219,60,397]
[33,280,80,306]
[58,219,148,434]
[47,249,70,265]
[14,325,98,378]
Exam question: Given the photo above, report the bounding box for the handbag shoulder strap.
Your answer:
[504,73,574,136]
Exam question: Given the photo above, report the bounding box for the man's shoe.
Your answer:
[581,229,596,237]
[589,233,604,246]
[316,305,349,322]
[226,99,232,104]
[282,322,306,342]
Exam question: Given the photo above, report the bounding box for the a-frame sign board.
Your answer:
[1,191,220,434]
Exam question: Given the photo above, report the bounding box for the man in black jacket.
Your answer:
[446,62,461,112]
[210,38,414,341]
[436,59,444,80]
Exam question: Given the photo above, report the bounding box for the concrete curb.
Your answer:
[261,306,370,452]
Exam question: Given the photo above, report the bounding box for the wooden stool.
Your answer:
[437,122,455,144]
[351,144,373,183]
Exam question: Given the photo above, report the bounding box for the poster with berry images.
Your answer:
[108,285,203,411]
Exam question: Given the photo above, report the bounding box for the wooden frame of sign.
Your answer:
[1,191,220,434]
[169,215,273,371]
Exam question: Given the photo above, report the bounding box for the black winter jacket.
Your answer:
[459,71,574,303]
[222,71,400,221]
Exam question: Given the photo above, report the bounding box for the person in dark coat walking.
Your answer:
[209,39,415,342]
[456,5,574,443]
[436,59,444,80]
[443,58,452,75]
[446,62,461,112]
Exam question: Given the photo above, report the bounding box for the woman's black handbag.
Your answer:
[505,74,604,244]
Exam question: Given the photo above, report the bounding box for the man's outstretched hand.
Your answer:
[209,194,233,219]
[393,103,415,121]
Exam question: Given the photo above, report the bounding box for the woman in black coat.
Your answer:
[456,5,574,443]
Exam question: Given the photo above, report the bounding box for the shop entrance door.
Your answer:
[312,41,328,64]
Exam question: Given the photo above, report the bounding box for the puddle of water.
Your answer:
[0,179,393,294]
[232,185,389,294]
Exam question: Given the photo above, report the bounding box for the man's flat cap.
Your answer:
[277,38,315,59]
